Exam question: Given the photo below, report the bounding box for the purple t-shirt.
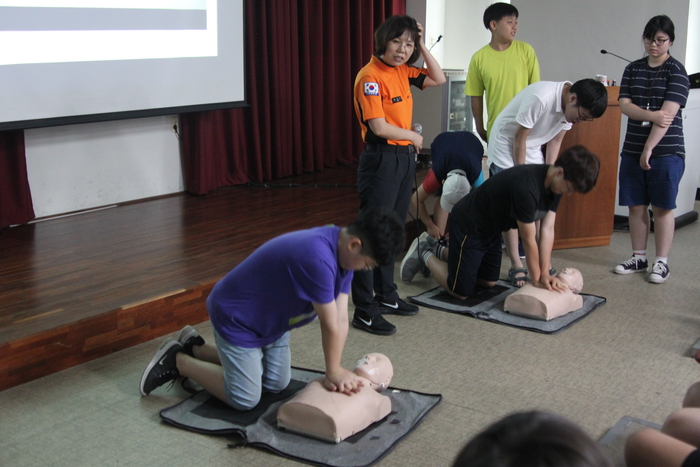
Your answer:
[207,226,353,348]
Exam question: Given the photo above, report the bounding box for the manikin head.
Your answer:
[353,353,393,392]
[556,268,583,294]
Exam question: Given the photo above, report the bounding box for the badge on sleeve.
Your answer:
[364,82,380,96]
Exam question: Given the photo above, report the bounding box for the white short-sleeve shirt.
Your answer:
[487,81,572,169]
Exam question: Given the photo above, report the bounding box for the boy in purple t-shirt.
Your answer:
[140,207,404,410]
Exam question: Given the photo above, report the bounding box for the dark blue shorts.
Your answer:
[447,222,502,297]
[618,154,685,210]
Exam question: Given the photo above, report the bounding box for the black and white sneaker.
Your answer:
[378,298,419,316]
[613,257,649,275]
[139,338,182,396]
[400,237,432,283]
[352,308,396,336]
[177,325,205,357]
[648,261,669,284]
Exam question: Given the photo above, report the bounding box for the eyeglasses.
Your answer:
[643,37,669,46]
[576,106,593,122]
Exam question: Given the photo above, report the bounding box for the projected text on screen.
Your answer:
[0,0,217,65]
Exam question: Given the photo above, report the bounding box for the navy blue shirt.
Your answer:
[430,131,484,196]
[619,55,689,158]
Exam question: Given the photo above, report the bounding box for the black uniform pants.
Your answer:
[351,146,415,316]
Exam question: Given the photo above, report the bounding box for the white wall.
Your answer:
[424,0,446,66]
[439,0,694,82]
[512,0,690,82]
[442,0,493,71]
[688,0,700,75]
[407,0,446,66]
[25,117,183,218]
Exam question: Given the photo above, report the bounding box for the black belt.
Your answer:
[365,143,415,154]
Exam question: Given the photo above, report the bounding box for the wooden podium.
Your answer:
[553,86,621,249]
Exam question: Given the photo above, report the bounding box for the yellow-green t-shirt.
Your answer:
[465,40,540,139]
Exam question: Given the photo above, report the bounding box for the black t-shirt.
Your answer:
[451,164,562,237]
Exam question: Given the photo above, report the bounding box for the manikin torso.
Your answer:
[277,353,393,443]
[504,268,584,321]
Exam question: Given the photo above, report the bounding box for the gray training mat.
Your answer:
[159,368,442,467]
[409,280,606,334]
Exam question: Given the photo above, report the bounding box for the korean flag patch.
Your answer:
[364,82,380,96]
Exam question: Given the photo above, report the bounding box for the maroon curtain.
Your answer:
[181,0,405,195]
[0,131,34,229]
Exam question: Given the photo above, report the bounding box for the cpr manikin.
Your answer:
[277,353,393,443]
[504,268,584,321]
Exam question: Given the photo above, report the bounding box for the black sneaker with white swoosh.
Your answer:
[139,338,183,396]
[352,308,396,336]
[378,298,419,316]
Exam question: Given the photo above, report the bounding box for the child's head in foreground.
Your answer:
[452,410,613,467]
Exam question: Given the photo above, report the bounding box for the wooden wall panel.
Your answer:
[554,87,621,249]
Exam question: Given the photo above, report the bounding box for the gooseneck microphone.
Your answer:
[429,35,442,52]
[601,49,632,63]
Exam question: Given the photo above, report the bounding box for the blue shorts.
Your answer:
[618,154,685,210]
[213,327,291,411]
[447,221,502,297]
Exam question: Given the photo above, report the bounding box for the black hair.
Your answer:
[346,206,405,266]
[483,2,519,30]
[643,15,675,43]
[554,145,600,194]
[570,79,608,118]
[452,411,613,467]
[374,15,421,66]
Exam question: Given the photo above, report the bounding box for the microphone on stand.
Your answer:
[600,49,632,63]
[429,35,442,52]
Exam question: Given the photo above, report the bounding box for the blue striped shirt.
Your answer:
[619,55,689,158]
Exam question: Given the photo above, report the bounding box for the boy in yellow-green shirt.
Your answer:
[466,2,539,143]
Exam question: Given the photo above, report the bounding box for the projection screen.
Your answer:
[0,0,246,130]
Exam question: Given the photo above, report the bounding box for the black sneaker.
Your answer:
[648,261,669,284]
[378,298,419,316]
[352,309,396,336]
[613,256,649,275]
[177,325,205,357]
[140,338,182,396]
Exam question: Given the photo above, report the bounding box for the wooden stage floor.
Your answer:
[0,164,364,391]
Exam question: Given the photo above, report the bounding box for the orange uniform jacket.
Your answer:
[354,55,428,145]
